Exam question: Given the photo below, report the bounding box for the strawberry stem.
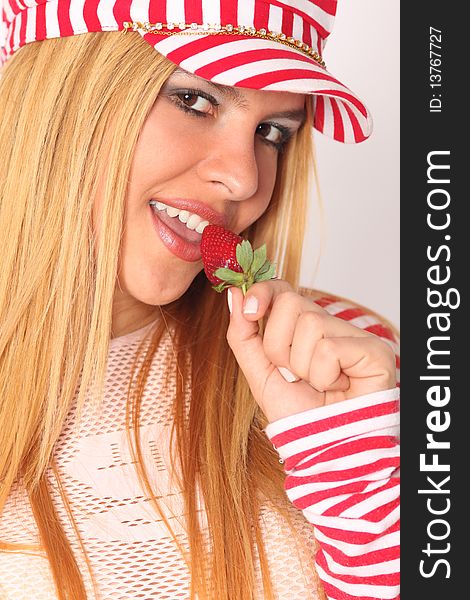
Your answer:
[209,239,276,295]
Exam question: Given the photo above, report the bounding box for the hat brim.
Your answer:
[140,30,373,144]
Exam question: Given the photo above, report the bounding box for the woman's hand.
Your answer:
[226,280,396,423]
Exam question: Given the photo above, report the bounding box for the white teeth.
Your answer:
[186,213,203,230]
[178,210,190,223]
[166,206,180,218]
[150,200,211,234]
[196,220,209,234]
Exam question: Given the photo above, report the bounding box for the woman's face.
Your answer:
[96,68,306,333]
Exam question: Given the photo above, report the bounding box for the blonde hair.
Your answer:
[0,31,323,599]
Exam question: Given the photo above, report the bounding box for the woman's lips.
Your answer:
[154,197,226,228]
[156,205,202,243]
[150,205,202,262]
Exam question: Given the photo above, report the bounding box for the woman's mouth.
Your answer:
[149,200,210,262]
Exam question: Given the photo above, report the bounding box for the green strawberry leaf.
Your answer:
[214,268,245,284]
[253,261,272,277]
[255,264,276,282]
[251,244,267,275]
[207,235,275,295]
[236,240,254,273]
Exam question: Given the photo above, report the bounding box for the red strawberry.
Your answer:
[200,225,244,285]
[200,224,276,294]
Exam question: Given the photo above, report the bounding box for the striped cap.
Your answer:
[0,1,373,143]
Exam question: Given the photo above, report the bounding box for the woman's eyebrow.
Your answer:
[263,109,307,125]
[170,68,306,123]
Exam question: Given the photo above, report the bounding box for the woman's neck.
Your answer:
[111,289,160,339]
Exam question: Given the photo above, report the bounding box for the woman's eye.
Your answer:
[170,90,292,150]
[256,123,284,145]
[176,92,214,115]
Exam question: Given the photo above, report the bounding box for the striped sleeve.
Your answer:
[264,388,400,600]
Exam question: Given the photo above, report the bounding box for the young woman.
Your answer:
[0,1,400,599]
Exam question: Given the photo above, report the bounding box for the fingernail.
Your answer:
[243,295,258,314]
[278,367,300,383]
[227,288,233,314]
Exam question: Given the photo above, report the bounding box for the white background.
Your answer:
[300,1,400,328]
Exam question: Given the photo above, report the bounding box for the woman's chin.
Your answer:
[124,275,196,307]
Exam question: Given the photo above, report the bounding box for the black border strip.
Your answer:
[401,2,466,597]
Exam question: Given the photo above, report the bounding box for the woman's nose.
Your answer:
[196,133,259,201]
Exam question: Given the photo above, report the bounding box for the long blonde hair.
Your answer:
[0,31,321,599]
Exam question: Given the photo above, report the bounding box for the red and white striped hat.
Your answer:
[0,1,373,143]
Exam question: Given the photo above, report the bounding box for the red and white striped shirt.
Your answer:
[265,387,400,600]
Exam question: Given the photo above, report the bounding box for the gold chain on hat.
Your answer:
[122,21,326,69]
